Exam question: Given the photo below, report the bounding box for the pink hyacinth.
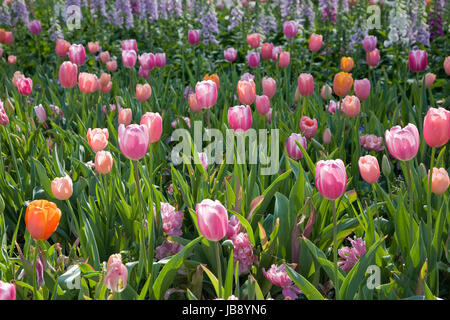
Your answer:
[231,232,258,275]
[226,215,241,240]
[155,239,184,260]
[263,264,302,300]
[338,238,366,272]
[159,202,184,237]
[0,281,16,300]
[359,134,384,151]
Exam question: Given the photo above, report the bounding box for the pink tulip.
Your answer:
[198,152,209,171]
[59,61,78,88]
[155,53,166,67]
[321,84,333,100]
[106,60,118,72]
[424,73,436,88]
[409,49,427,72]
[429,168,449,195]
[262,77,276,98]
[286,133,307,160]
[246,33,260,48]
[385,124,420,161]
[95,151,114,174]
[444,56,450,75]
[78,72,98,93]
[342,95,361,118]
[362,35,377,52]
[139,52,155,71]
[51,175,73,200]
[12,71,24,88]
[34,104,47,124]
[366,49,380,67]
[87,41,100,54]
[195,199,228,241]
[263,265,301,300]
[299,116,318,138]
[121,39,137,52]
[28,20,42,35]
[353,78,371,101]
[136,83,152,102]
[423,107,450,148]
[297,73,314,96]
[118,124,150,160]
[237,79,256,105]
[323,128,332,144]
[278,52,290,67]
[122,50,137,68]
[315,159,347,200]
[247,51,260,68]
[283,21,298,38]
[255,95,270,115]
[0,281,16,300]
[104,261,128,293]
[69,44,86,66]
[17,77,33,96]
[188,29,201,45]
[195,80,218,109]
[55,39,70,58]
[99,51,110,64]
[326,100,340,114]
[360,134,384,151]
[228,105,253,132]
[261,43,274,60]
[140,112,162,143]
[7,55,16,65]
[309,33,323,52]
[0,101,9,126]
[267,108,273,124]
[139,66,149,79]
[271,46,282,61]
[358,155,380,184]
[188,93,202,112]
[87,128,109,152]
[118,108,132,126]
[224,48,237,62]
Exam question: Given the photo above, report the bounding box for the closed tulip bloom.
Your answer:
[246,33,260,48]
[87,41,99,54]
[409,49,427,72]
[99,80,112,93]
[360,134,385,151]
[429,168,449,195]
[247,51,260,68]
[12,71,24,88]
[286,133,307,160]
[136,83,152,102]
[0,102,9,126]
[87,128,109,152]
[99,51,110,64]
[121,39,137,52]
[366,49,380,67]
[299,116,318,138]
[139,66,149,79]
[272,46,282,61]
[278,51,290,67]
[362,35,377,52]
[122,50,137,68]
[354,78,371,101]
[224,48,237,62]
[55,39,71,58]
[297,73,314,96]
[323,128,332,144]
[195,80,218,109]
[17,77,33,96]
[3,31,13,44]
[51,175,73,200]
[340,57,354,72]
[198,152,208,171]
[106,60,118,72]
[228,105,253,132]
[34,104,47,124]
[315,159,347,200]
[424,73,436,88]
[385,124,420,161]
[261,42,274,60]
[138,52,155,71]
[333,72,353,97]
[7,55,16,65]
[118,124,150,160]
[342,95,361,118]
[28,20,42,35]
[423,107,450,147]
[358,155,380,184]
[309,33,323,52]
[321,84,333,100]
[0,281,16,300]
[58,61,78,88]
[118,108,132,126]
[255,95,270,115]
[105,261,128,293]
[188,93,202,112]
[69,44,86,66]
[262,77,276,98]
[283,20,298,38]
[203,73,220,90]
[444,57,450,75]
[95,150,113,174]
[155,53,166,67]
[25,200,62,241]
[78,72,98,93]
[196,199,228,241]
[237,79,256,105]
[188,29,201,45]
[140,112,162,143]
[99,72,111,88]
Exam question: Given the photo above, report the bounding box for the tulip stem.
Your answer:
[32,240,39,298]
[332,200,339,300]
[134,160,148,276]
[405,160,415,245]
[427,147,435,228]
[215,241,223,299]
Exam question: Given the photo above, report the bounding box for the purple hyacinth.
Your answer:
[228,1,244,31]
[90,0,109,20]
[257,9,277,34]
[158,202,184,237]
[0,4,12,26]
[12,0,29,26]
[139,0,158,22]
[280,0,293,20]
[429,0,445,39]
[407,0,430,46]
[112,0,134,29]
[318,0,337,24]
[155,239,184,260]
[198,4,219,45]
[158,0,168,20]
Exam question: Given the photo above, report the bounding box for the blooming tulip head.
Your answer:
[87,128,109,152]
[138,52,155,71]
[55,39,71,58]
[121,39,137,52]
[69,44,86,66]
[100,51,110,64]
[118,124,150,160]
[366,49,380,67]
[360,134,384,151]
[342,95,361,118]
[340,57,354,72]
[58,61,78,88]
[0,281,16,300]
[247,51,260,68]
[34,104,47,124]
[105,260,128,293]
[424,73,436,88]
[315,159,347,200]
[122,50,137,68]
[385,124,420,161]
[188,93,202,112]
[228,105,253,132]
[299,116,318,138]
[78,72,98,93]
[95,151,113,174]
[195,80,218,109]
[118,108,132,126]
[423,107,450,147]
[297,73,314,96]
[278,51,290,67]
[428,168,449,195]
[362,35,377,52]
[261,42,274,60]
[333,72,353,97]
[262,77,276,98]
[106,60,118,72]
[283,21,298,38]
[136,83,152,102]
[358,155,380,184]
[408,49,428,72]
[25,200,62,241]
[188,29,201,45]
[155,53,166,67]
[237,79,256,105]
[353,78,371,101]
[203,74,220,90]
[87,41,100,54]
[28,20,42,35]
[140,112,162,143]
[309,33,323,52]
[195,199,228,241]
[246,33,260,48]
[224,48,237,62]
[444,57,450,75]
[286,133,307,160]
[17,77,33,96]
[255,95,270,115]
[51,175,73,200]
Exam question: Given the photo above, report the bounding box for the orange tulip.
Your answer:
[203,74,220,90]
[340,57,354,72]
[333,72,353,97]
[25,200,62,241]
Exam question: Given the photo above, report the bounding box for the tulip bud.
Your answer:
[51,175,73,200]
[382,154,391,177]
[95,151,113,174]
[140,112,163,143]
[323,128,332,144]
[195,199,228,241]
